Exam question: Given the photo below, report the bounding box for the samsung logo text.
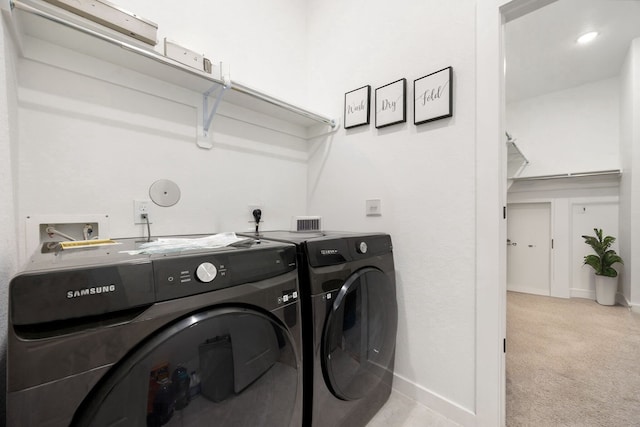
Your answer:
[320,249,339,255]
[67,285,117,299]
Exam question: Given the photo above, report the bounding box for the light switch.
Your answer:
[366,199,382,216]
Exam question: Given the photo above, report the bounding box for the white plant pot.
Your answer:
[595,275,618,306]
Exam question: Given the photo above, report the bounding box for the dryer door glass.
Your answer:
[73,307,301,427]
[322,267,398,401]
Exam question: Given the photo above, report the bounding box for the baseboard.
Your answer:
[512,287,632,307]
[569,288,595,300]
[570,289,635,308]
[392,372,475,426]
[507,285,549,296]
[617,293,640,312]
[616,293,631,308]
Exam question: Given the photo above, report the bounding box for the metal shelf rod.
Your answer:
[232,81,337,128]
[511,169,621,181]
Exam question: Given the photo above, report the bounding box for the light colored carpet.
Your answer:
[507,292,640,426]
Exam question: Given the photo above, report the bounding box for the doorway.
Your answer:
[507,203,551,296]
[501,0,639,425]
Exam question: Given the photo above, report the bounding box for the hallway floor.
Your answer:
[507,291,640,426]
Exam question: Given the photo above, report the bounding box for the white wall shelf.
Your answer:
[7,0,338,136]
[510,169,622,182]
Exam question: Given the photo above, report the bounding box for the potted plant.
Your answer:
[582,228,624,306]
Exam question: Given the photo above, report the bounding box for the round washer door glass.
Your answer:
[322,267,398,401]
[73,308,300,427]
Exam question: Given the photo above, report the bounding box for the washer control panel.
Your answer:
[152,245,297,302]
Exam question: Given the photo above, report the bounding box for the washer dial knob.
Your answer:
[196,262,217,283]
[358,241,368,254]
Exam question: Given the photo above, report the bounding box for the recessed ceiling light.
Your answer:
[577,31,599,45]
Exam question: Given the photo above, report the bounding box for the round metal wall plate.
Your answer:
[149,179,181,207]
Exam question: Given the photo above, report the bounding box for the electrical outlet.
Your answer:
[134,200,152,224]
[248,204,263,222]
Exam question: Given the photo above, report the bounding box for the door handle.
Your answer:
[528,244,535,248]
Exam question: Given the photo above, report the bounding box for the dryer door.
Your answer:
[322,267,398,401]
[73,307,301,427]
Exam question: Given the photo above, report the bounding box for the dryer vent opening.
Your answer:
[292,216,322,232]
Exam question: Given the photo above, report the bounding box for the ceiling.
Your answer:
[505,0,640,103]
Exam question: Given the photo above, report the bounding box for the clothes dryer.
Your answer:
[7,235,302,427]
[244,231,398,427]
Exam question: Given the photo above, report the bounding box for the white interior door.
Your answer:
[507,203,551,296]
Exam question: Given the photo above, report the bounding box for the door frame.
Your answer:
[476,0,559,425]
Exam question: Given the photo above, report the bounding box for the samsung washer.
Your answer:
[242,231,398,427]
[7,235,302,427]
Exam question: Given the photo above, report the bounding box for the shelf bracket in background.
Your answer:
[202,77,232,138]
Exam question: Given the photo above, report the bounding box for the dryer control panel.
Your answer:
[305,234,393,267]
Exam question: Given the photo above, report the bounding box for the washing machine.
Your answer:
[7,235,303,427]
[242,231,398,427]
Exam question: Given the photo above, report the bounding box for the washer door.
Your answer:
[73,307,300,427]
[322,267,397,401]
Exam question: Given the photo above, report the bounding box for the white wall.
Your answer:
[14,2,313,262]
[123,0,309,107]
[0,6,20,422]
[306,0,479,421]
[506,78,620,177]
[619,37,640,309]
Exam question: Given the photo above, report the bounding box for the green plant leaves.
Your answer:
[582,228,623,277]
[583,254,602,273]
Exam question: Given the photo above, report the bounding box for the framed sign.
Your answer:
[344,85,371,129]
[375,78,406,128]
[414,67,453,125]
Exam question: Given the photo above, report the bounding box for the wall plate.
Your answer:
[366,199,382,216]
[149,179,181,207]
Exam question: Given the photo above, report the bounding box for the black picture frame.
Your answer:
[375,78,406,129]
[344,85,371,129]
[414,66,453,125]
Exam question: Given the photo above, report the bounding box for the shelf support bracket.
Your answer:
[202,78,231,138]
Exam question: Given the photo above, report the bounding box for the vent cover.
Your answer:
[292,216,322,232]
